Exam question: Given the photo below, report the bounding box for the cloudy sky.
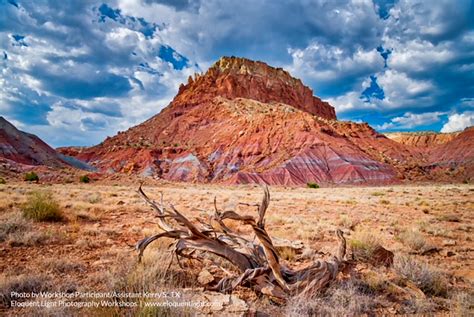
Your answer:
[1,0,473,147]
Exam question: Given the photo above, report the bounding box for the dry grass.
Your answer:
[451,292,473,316]
[397,229,429,252]
[0,274,50,308]
[394,255,448,297]
[349,229,382,261]
[0,182,472,316]
[0,213,29,242]
[285,279,377,316]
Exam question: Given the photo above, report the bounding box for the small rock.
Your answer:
[442,239,456,246]
[117,200,125,205]
[190,292,249,316]
[197,269,214,285]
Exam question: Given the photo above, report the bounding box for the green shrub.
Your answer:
[307,182,320,189]
[79,175,90,183]
[0,177,6,184]
[22,191,63,222]
[24,172,39,182]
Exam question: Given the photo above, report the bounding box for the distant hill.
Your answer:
[0,116,93,171]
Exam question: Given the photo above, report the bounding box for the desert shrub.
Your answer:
[371,191,384,196]
[91,249,194,316]
[401,298,437,314]
[380,199,390,205]
[43,258,85,274]
[0,213,30,242]
[451,292,473,316]
[22,191,63,222]
[397,229,428,252]
[437,214,461,222]
[394,255,448,297]
[285,279,377,316]
[0,274,50,308]
[7,231,49,247]
[307,182,320,189]
[79,175,90,183]
[24,172,39,182]
[0,177,6,184]
[87,193,102,204]
[349,229,380,261]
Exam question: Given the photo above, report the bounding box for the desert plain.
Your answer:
[0,181,472,316]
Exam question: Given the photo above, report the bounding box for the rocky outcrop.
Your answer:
[173,56,336,120]
[385,131,460,147]
[66,57,473,185]
[74,96,419,185]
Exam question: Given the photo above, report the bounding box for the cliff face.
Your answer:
[173,57,336,120]
[62,57,473,185]
[384,131,460,147]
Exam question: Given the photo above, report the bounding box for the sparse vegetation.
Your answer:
[349,229,381,261]
[0,213,29,242]
[0,274,50,308]
[0,183,470,315]
[285,280,377,316]
[87,193,102,204]
[394,255,448,297]
[0,177,6,184]
[307,182,320,189]
[437,214,461,222]
[398,229,429,252]
[22,191,63,222]
[24,171,39,182]
[79,175,90,183]
[371,191,385,196]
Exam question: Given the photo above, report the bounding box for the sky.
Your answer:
[1,0,473,147]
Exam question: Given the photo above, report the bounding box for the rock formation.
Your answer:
[67,57,435,185]
[384,131,460,147]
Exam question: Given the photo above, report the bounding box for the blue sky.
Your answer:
[1,0,473,147]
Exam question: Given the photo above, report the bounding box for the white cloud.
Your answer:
[375,111,445,131]
[441,112,474,133]
[287,44,384,93]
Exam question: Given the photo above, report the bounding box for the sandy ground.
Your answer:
[0,182,472,316]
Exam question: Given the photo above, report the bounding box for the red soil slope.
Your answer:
[0,116,66,168]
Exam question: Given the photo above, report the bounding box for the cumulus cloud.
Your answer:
[0,0,472,146]
[0,0,197,146]
[375,111,446,131]
[441,112,474,133]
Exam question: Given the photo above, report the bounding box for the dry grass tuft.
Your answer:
[43,258,86,274]
[349,229,381,261]
[0,274,50,308]
[285,279,377,316]
[397,229,429,252]
[451,292,473,316]
[394,255,448,297]
[0,213,29,242]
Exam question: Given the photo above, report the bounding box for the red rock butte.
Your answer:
[174,56,336,120]
[1,56,468,185]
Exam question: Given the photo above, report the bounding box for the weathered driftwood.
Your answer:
[136,185,347,300]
